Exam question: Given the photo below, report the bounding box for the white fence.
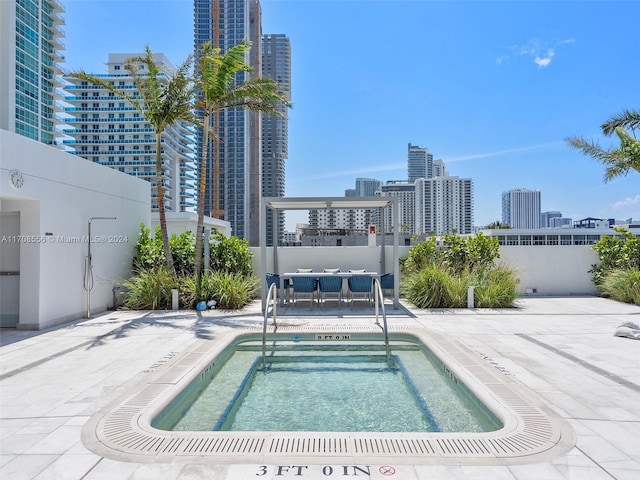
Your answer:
[251,244,601,296]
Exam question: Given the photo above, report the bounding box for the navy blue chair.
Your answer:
[347,275,373,308]
[379,273,394,297]
[265,273,291,303]
[319,275,344,308]
[291,275,317,307]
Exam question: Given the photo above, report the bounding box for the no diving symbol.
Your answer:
[379,465,396,476]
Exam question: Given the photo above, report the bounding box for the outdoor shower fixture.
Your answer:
[85,217,116,318]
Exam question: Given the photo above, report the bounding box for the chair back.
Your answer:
[265,272,280,289]
[319,275,343,292]
[380,273,394,290]
[348,275,373,292]
[292,275,317,292]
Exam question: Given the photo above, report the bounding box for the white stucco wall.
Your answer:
[1,130,150,329]
[498,245,600,296]
[251,244,600,297]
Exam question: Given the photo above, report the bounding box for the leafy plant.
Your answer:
[402,234,516,308]
[133,224,195,275]
[123,268,176,309]
[590,228,640,285]
[599,269,640,305]
[208,230,254,277]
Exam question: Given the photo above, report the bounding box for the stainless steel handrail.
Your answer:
[372,278,391,362]
[262,282,278,369]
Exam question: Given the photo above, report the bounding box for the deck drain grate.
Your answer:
[84,329,574,464]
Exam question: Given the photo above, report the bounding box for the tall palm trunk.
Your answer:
[194,112,211,295]
[155,132,175,274]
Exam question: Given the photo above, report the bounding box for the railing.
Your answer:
[372,278,391,362]
[261,282,278,369]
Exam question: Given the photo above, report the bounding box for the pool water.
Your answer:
[152,339,501,433]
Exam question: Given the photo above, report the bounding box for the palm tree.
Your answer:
[193,40,291,286]
[70,47,197,275]
[566,109,640,182]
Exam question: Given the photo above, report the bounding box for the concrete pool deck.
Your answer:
[1,296,639,479]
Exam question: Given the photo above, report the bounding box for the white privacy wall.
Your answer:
[1,130,150,329]
[251,244,601,297]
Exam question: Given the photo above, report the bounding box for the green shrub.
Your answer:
[599,269,640,305]
[403,236,438,273]
[123,268,177,309]
[133,224,195,275]
[473,265,519,308]
[127,224,257,310]
[403,263,518,309]
[208,231,254,277]
[404,265,455,308]
[206,272,259,309]
[590,228,640,285]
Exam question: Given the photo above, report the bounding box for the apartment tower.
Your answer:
[194,0,263,245]
[416,175,474,235]
[407,143,433,182]
[63,53,197,213]
[261,33,291,246]
[502,188,541,229]
[0,0,65,145]
[379,181,416,234]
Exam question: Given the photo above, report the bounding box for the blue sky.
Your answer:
[63,0,639,229]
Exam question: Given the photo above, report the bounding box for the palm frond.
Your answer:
[601,109,640,136]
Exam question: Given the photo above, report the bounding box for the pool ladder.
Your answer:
[261,278,391,367]
[372,277,391,362]
[262,282,278,368]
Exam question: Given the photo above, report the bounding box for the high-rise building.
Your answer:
[416,175,474,235]
[502,189,541,229]
[541,211,562,228]
[407,143,433,182]
[433,159,446,177]
[308,209,370,231]
[194,0,263,245]
[1,0,65,145]
[355,177,382,197]
[63,53,197,213]
[261,33,290,246]
[379,181,416,234]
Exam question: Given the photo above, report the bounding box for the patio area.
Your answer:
[1,296,639,479]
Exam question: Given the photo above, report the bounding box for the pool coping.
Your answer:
[81,325,575,465]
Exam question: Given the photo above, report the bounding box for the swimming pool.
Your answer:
[152,338,501,433]
[82,326,574,464]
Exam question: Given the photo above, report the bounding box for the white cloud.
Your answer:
[499,38,574,68]
[534,49,555,68]
[612,194,640,209]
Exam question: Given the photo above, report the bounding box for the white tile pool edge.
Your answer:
[81,326,575,465]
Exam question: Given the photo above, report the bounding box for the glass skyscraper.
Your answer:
[407,143,434,183]
[0,0,65,145]
[261,33,291,246]
[194,0,263,245]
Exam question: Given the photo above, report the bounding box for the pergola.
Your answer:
[260,196,400,309]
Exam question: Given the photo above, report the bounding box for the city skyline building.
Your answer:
[355,177,382,197]
[407,143,433,182]
[541,210,562,228]
[0,0,65,145]
[194,0,263,245]
[63,53,197,213]
[261,33,291,246]
[502,188,541,229]
[379,181,416,234]
[415,174,474,235]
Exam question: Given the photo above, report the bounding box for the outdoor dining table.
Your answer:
[279,271,379,306]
